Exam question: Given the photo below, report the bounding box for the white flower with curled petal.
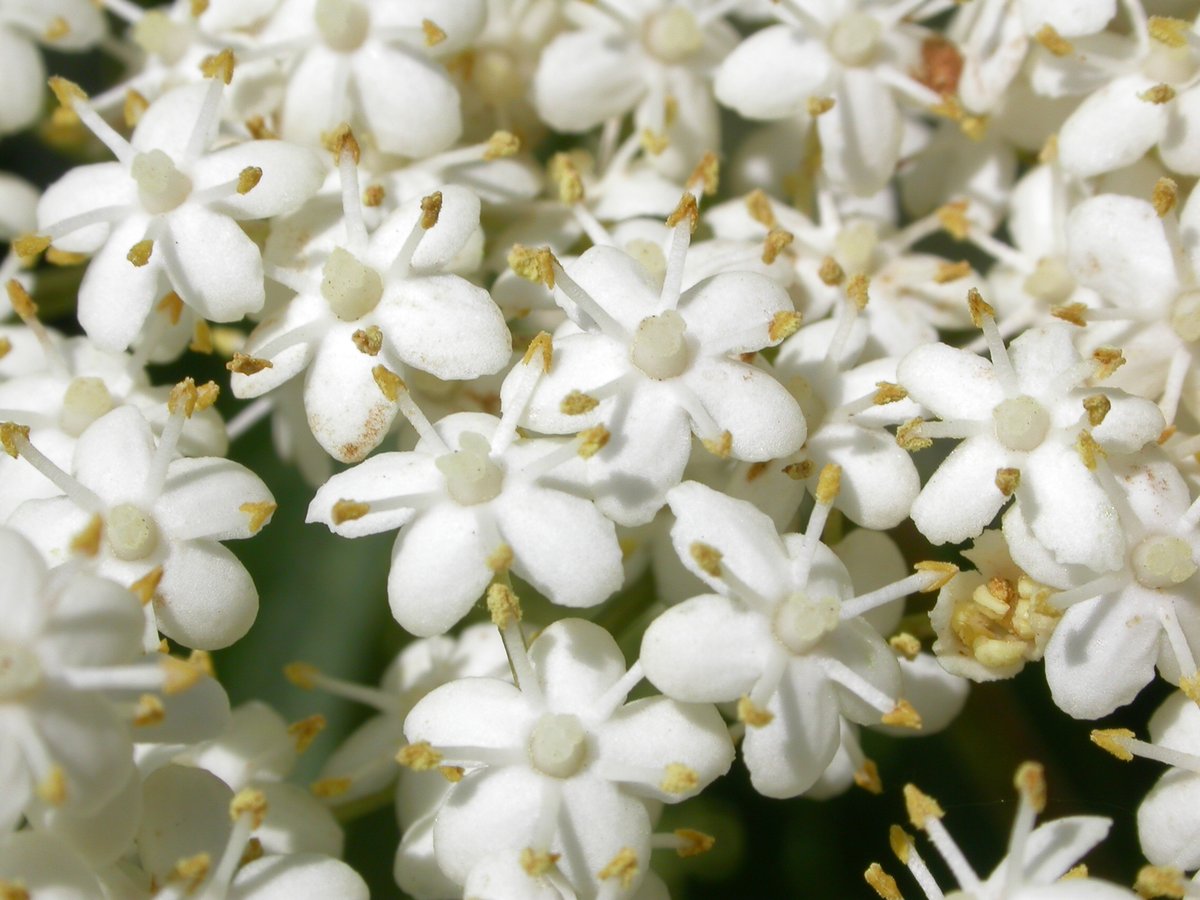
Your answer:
[640,478,950,798]
[5,394,276,651]
[307,362,624,636]
[403,615,733,898]
[0,0,106,134]
[501,177,806,527]
[257,0,485,156]
[1004,450,1200,719]
[532,0,739,179]
[231,139,510,463]
[877,764,1135,900]
[713,0,946,196]
[33,74,324,353]
[897,301,1164,571]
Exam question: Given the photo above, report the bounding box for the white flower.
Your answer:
[307,368,624,636]
[6,394,275,650]
[878,764,1135,899]
[0,831,106,898]
[897,304,1164,570]
[640,478,948,798]
[35,76,323,353]
[403,615,733,897]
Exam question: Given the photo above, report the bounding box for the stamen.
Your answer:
[282,661,402,711]
[487,583,542,704]
[1,424,104,512]
[840,565,956,620]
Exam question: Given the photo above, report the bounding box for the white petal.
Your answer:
[807,423,919,530]
[911,436,1010,545]
[137,765,229,882]
[677,271,794,355]
[897,342,1003,421]
[431,767,544,884]
[307,452,440,537]
[1138,769,1200,870]
[516,331,629,435]
[1008,325,1081,398]
[997,815,1112,884]
[528,619,627,714]
[1067,194,1178,310]
[817,69,902,196]
[494,483,623,609]
[38,162,135,253]
[405,677,532,754]
[353,44,462,157]
[640,593,774,702]
[0,29,43,135]
[198,140,326,220]
[683,357,806,460]
[533,30,644,131]
[0,831,103,897]
[157,457,274,542]
[370,185,481,274]
[76,216,161,352]
[161,203,265,322]
[229,853,369,900]
[714,25,834,120]
[1018,0,1115,36]
[73,404,155,505]
[132,83,215,159]
[304,328,402,462]
[388,504,492,637]
[155,539,258,650]
[1058,75,1168,178]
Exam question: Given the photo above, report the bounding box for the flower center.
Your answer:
[1131,535,1197,589]
[132,11,193,64]
[772,592,839,655]
[1170,289,1200,343]
[60,376,115,437]
[643,7,704,64]
[474,50,526,104]
[1022,257,1076,305]
[436,432,505,506]
[992,395,1050,452]
[528,713,588,778]
[631,311,689,380]
[827,13,882,67]
[321,247,384,321]
[131,149,193,215]
[0,641,42,701]
[834,222,879,274]
[107,503,159,562]
[315,0,370,52]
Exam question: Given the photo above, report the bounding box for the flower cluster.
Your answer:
[3,0,1200,896]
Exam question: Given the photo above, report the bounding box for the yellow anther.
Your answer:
[236,166,262,195]
[44,16,69,41]
[1092,347,1126,380]
[421,18,446,45]
[889,632,921,660]
[1090,728,1135,761]
[549,153,585,204]
[190,0,209,15]
[967,287,994,326]
[816,463,842,504]
[934,260,971,284]
[1075,430,1106,470]
[745,189,776,227]
[439,765,465,782]
[0,422,29,458]
[762,228,794,264]
[1034,24,1074,56]
[1014,760,1046,813]
[508,245,556,289]
[560,390,599,415]
[363,184,385,207]
[127,240,154,267]
[13,234,50,264]
[171,853,211,889]
[124,88,149,127]
[48,76,87,110]
[239,501,276,535]
[486,543,514,573]
[352,326,383,356]
[523,331,553,372]
[702,430,732,459]
[0,338,10,360]
[311,777,351,798]
[874,382,908,405]
[37,765,67,805]
[189,649,215,678]
[134,693,166,727]
[818,255,845,286]
[486,582,522,629]
[1083,394,1111,427]
[288,714,327,753]
[323,123,360,163]
[675,829,716,858]
[158,291,184,324]
[915,560,958,592]
[521,848,561,877]
[855,759,883,794]
[995,467,1021,497]
[889,825,912,864]
[882,699,922,730]
[396,741,443,771]
[162,655,203,695]
[1135,864,1186,898]
[768,310,802,343]
[688,152,720,196]
[227,352,274,376]
[199,48,235,84]
[896,418,931,452]
[865,863,903,900]
[484,130,520,160]
[1051,303,1088,327]
[578,425,610,458]
[332,500,369,525]
[190,320,214,354]
[807,96,836,116]
[846,274,870,310]
[70,515,103,557]
[783,460,813,480]
[1154,177,1179,217]
[167,378,199,417]
[284,661,320,690]
[690,541,723,578]
[1150,15,1189,48]
[130,566,163,605]
[598,847,640,890]
[420,191,443,230]
[372,365,405,402]
[230,787,267,827]
[737,695,774,728]
[937,201,970,240]
[661,763,699,794]
[1140,84,1176,104]
[903,784,944,828]
[666,193,700,233]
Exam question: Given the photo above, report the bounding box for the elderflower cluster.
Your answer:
[5,0,1200,896]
